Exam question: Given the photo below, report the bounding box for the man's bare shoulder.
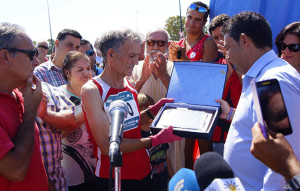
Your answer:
[81,80,99,98]
[204,36,216,47]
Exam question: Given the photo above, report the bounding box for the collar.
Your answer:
[46,60,62,72]
[245,50,277,79]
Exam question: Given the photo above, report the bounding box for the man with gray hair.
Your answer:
[131,29,175,189]
[132,28,173,103]
[0,23,48,190]
[36,40,49,65]
[81,29,181,190]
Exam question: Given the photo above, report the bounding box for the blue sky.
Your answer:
[2,0,209,44]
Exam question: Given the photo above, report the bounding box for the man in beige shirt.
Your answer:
[131,28,186,177]
[131,28,173,103]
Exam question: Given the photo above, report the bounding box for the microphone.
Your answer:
[194,152,245,191]
[108,100,129,165]
[168,168,200,191]
[204,178,244,191]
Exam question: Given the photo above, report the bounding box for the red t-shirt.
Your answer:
[212,58,242,142]
[0,89,48,191]
[178,35,210,61]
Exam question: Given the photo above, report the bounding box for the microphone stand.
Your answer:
[108,100,128,191]
[109,142,122,191]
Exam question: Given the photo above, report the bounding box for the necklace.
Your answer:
[66,83,80,97]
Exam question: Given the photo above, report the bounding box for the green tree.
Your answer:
[165,15,186,41]
[47,39,55,55]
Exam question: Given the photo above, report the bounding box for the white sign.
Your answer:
[179,31,185,38]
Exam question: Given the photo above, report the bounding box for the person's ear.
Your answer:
[240,33,250,48]
[64,69,70,80]
[0,49,10,66]
[55,39,60,49]
[107,48,114,58]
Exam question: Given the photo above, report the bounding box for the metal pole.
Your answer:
[179,0,183,32]
[115,167,121,191]
[136,11,139,33]
[46,0,53,51]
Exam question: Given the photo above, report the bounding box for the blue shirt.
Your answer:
[224,50,300,191]
[95,65,103,76]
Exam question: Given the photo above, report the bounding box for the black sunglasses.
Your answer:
[85,49,95,56]
[146,40,167,47]
[278,42,300,52]
[38,45,49,50]
[2,48,38,61]
[189,4,207,13]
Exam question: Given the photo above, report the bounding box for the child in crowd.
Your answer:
[138,93,173,191]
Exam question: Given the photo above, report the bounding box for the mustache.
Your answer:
[149,50,162,55]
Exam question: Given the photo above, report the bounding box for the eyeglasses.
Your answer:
[189,4,207,13]
[278,42,300,52]
[146,40,167,47]
[2,48,38,61]
[38,45,49,50]
[85,49,95,56]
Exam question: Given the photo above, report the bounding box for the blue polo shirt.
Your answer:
[224,50,300,191]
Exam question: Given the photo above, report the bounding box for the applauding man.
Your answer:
[132,28,173,103]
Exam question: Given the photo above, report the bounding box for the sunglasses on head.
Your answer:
[189,4,207,13]
[2,48,38,61]
[146,40,166,47]
[278,42,300,52]
[85,49,95,56]
[38,45,49,50]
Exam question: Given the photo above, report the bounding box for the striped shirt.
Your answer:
[34,60,68,87]
[36,83,75,191]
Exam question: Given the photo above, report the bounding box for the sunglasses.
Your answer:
[146,40,167,47]
[278,42,300,52]
[2,48,38,61]
[85,49,95,56]
[189,4,207,13]
[38,45,49,50]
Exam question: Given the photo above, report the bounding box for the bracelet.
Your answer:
[146,108,154,120]
[226,107,234,121]
[286,174,300,191]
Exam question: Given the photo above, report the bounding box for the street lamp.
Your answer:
[46,0,53,52]
[179,0,183,32]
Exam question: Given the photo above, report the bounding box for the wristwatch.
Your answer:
[286,174,300,191]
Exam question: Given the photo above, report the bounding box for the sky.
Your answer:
[2,0,210,45]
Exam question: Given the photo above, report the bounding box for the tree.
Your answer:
[47,39,55,55]
[165,15,186,41]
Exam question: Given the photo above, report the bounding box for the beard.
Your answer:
[146,47,168,63]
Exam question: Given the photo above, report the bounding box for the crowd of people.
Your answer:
[0,1,300,191]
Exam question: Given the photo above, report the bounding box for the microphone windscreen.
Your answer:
[169,168,200,191]
[194,152,234,190]
[108,99,129,115]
